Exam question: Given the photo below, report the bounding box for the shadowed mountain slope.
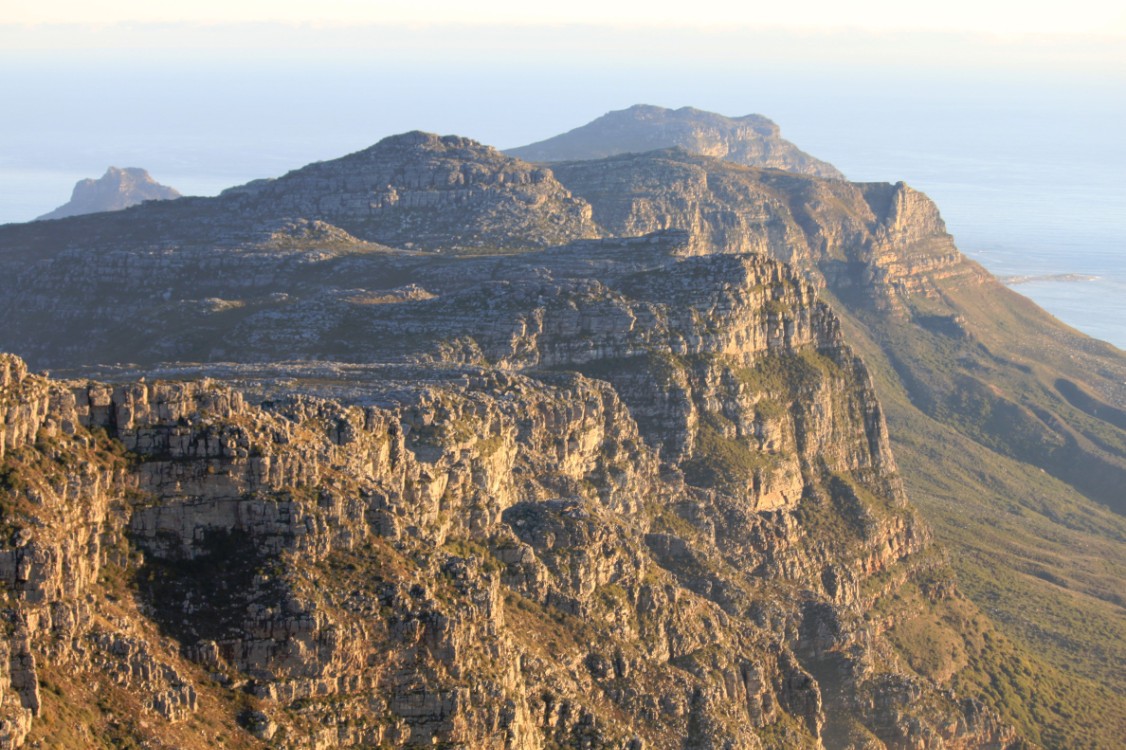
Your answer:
[222,131,598,249]
[10,132,596,253]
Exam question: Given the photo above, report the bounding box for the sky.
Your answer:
[1,0,1122,199]
[3,0,1121,180]
[3,1,1122,82]
[6,0,1126,36]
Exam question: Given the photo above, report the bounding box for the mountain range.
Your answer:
[0,105,1122,749]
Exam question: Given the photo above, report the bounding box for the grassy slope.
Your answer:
[827,283,1126,748]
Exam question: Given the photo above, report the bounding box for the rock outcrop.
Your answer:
[508,105,844,180]
[36,166,180,221]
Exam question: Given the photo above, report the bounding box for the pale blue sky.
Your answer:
[8,0,1126,36]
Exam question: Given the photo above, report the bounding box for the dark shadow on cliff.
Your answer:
[132,528,284,648]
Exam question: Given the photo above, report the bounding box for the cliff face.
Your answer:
[35,167,180,221]
[507,105,844,180]
[548,152,985,308]
[0,239,1020,749]
[541,147,1126,747]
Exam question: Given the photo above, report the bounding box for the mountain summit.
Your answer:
[220,130,597,249]
[508,104,844,179]
[36,166,180,220]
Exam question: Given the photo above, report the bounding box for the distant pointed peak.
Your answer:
[36,166,180,221]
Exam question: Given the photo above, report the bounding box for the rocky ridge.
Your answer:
[220,132,597,250]
[36,166,181,221]
[0,148,983,369]
[548,151,983,306]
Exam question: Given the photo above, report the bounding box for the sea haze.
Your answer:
[1,60,1122,348]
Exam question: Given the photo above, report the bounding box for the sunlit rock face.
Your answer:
[0,237,1017,747]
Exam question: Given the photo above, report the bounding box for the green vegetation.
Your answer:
[682,416,779,490]
[825,285,1126,749]
[442,536,506,574]
[755,711,820,750]
[947,610,1123,749]
[731,349,840,396]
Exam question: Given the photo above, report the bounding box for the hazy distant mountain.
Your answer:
[508,104,845,179]
[36,166,180,220]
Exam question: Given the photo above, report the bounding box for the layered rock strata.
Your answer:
[548,152,985,306]
[0,230,1021,750]
[221,132,597,249]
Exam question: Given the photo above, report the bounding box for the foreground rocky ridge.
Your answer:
[0,236,1021,749]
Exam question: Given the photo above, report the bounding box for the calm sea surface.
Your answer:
[1,64,1122,347]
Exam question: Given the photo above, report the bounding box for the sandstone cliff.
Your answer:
[36,166,180,221]
[0,235,1022,749]
[548,151,984,307]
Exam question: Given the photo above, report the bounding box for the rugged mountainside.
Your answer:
[507,106,844,180]
[0,116,1123,748]
[547,150,977,295]
[0,241,1023,749]
[549,147,1126,509]
[7,133,594,257]
[36,167,181,221]
[544,149,1126,746]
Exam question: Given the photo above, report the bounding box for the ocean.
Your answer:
[1,61,1122,348]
